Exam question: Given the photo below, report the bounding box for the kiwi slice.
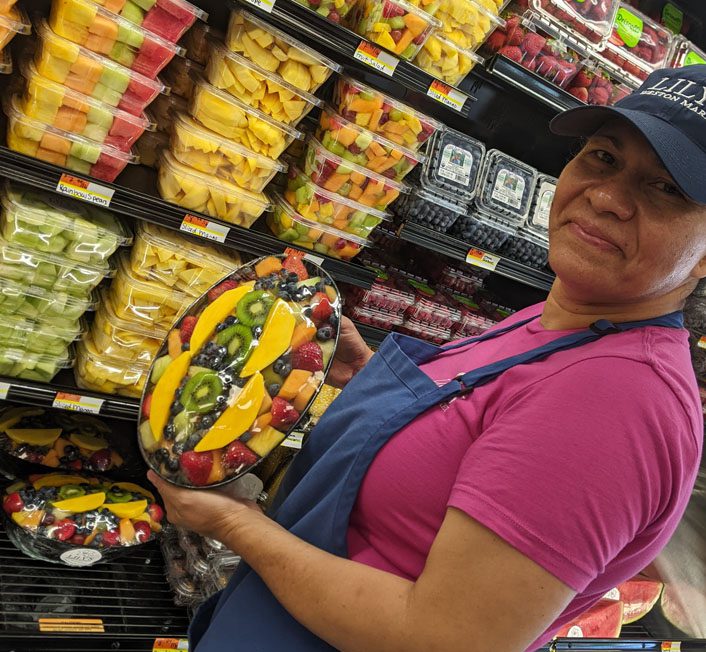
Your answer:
[179,371,223,414]
[172,410,193,442]
[58,484,86,500]
[216,324,253,366]
[236,290,274,328]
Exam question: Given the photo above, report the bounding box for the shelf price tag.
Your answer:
[0,382,10,401]
[282,431,305,450]
[353,41,398,77]
[465,247,500,271]
[427,80,467,112]
[153,639,189,651]
[242,0,275,12]
[180,214,230,243]
[53,392,104,415]
[56,173,115,208]
[284,247,324,266]
[699,336,706,350]
[39,618,104,633]
[662,644,681,652]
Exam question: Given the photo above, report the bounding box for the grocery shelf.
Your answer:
[354,321,391,348]
[398,221,555,292]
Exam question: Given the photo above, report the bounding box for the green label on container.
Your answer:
[615,8,643,48]
[406,279,435,296]
[685,50,706,66]
[662,3,684,34]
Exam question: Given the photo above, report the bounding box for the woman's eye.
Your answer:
[654,181,684,198]
[593,149,615,164]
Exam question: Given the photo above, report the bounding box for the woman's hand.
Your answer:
[327,316,374,388]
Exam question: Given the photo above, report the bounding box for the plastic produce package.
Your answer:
[430,0,505,51]
[565,63,632,105]
[0,4,29,51]
[161,56,202,99]
[138,253,342,488]
[527,173,555,240]
[529,0,621,49]
[347,304,405,329]
[0,313,84,358]
[414,33,484,85]
[403,279,462,328]
[498,229,549,269]
[0,347,74,383]
[670,36,706,69]
[450,210,516,251]
[394,187,466,233]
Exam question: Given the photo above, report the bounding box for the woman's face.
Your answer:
[549,118,706,305]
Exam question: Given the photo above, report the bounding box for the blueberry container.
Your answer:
[449,210,516,252]
[498,229,550,269]
[394,187,467,233]
[527,174,556,240]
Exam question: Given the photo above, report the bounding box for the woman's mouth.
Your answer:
[567,222,623,253]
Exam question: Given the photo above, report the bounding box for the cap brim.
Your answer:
[550,106,706,205]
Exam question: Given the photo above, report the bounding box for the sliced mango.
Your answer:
[69,432,108,451]
[6,428,62,446]
[0,407,44,431]
[111,482,155,503]
[52,491,106,513]
[119,517,136,544]
[33,474,99,489]
[149,351,192,442]
[104,500,148,519]
[13,509,45,529]
[239,299,296,377]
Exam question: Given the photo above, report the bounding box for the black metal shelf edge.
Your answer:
[398,222,555,292]
[354,322,390,348]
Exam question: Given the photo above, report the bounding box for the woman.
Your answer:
[150,65,706,651]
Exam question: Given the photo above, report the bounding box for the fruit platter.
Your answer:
[0,406,126,474]
[2,472,165,565]
[138,253,341,488]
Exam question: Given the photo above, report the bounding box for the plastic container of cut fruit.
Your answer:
[304,137,408,211]
[92,0,207,44]
[399,316,451,343]
[449,209,517,252]
[0,347,74,383]
[284,164,390,238]
[414,33,484,85]
[1,180,131,266]
[5,96,138,183]
[226,9,342,94]
[158,151,272,228]
[669,36,706,69]
[317,107,423,182]
[431,0,504,51]
[355,0,441,60]
[49,0,185,78]
[290,0,358,23]
[268,195,368,260]
[135,128,168,168]
[150,92,188,132]
[130,222,242,298]
[394,187,466,233]
[91,291,165,365]
[0,4,29,51]
[189,78,304,159]
[527,173,555,240]
[160,56,203,99]
[2,313,85,358]
[564,61,632,105]
[171,113,286,193]
[334,76,441,151]
[182,21,220,65]
[206,44,322,127]
[33,21,167,118]
[347,304,405,329]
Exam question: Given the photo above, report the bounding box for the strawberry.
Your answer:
[102,529,121,546]
[69,534,86,545]
[590,86,611,105]
[292,341,323,372]
[3,492,23,514]
[223,440,258,470]
[505,17,523,46]
[270,397,300,430]
[283,254,309,281]
[208,279,239,304]
[310,292,333,323]
[180,451,214,486]
[521,32,546,58]
[180,316,198,343]
[571,69,592,88]
[134,521,151,543]
[148,503,165,523]
[142,393,152,420]
[499,45,523,63]
[569,86,589,102]
[484,29,506,52]
[54,519,76,541]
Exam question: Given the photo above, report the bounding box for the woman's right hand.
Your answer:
[326,316,374,389]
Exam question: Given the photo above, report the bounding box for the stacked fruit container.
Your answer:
[5,0,208,181]
[75,222,242,398]
[0,180,130,382]
[0,0,30,74]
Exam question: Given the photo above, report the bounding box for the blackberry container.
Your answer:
[498,229,550,269]
[449,210,517,252]
[395,187,467,233]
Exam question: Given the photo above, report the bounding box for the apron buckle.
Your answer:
[590,319,622,335]
[454,373,475,395]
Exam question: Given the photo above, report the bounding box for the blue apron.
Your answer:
[190,310,684,651]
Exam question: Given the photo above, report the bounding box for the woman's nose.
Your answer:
[584,176,637,222]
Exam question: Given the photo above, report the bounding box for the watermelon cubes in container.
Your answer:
[49,0,185,78]
[34,21,166,117]
[0,4,29,51]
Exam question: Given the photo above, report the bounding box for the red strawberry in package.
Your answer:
[529,0,621,48]
[138,254,341,488]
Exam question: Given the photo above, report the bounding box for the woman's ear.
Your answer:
[692,256,706,281]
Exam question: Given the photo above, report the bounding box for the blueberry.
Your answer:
[221,371,235,385]
[287,272,299,283]
[166,458,180,472]
[278,291,290,300]
[185,434,201,451]
[173,442,186,455]
[225,315,237,326]
[200,414,214,429]
[268,383,281,397]
[193,354,208,367]
[273,358,288,375]
[316,326,333,341]
[164,424,176,440]
[206,342,218,353]
[170,400,183,415]
[216,322,227,332]
[216,395,228,407]
[155,448,170,463]
[240,431,252,443]
[234,377,248,388]
[253,326,263,338]
[182,342,190,351]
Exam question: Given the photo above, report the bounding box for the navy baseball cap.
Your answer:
[550,65,706,204]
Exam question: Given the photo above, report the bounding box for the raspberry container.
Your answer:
[527,173,555,239]
[669,36,706,69]
[438,264,485,295]
[161,56,203,99]
[414,32,485,85]
[421,127,485,202]
[158,151,271,228]
[171,113,286,193]
[476,149,538,223]
[91,0,207,44]
[355,0,441,61]
[0,347,74,383]
[284,164,390,238]
[5,96,137,183]
[347,304,405,329]
[304,137,408,211]
[267,195,368,260]
[394,187,466,233]
[431,0,505,51]
[453,310,494,337]
[33,21,167,117]
[399,316,452,343]
[317,107,423,182]
[130,222,242,298]
[0,4,29,50]
[498,228,549,269]
[49,0,185,77]
[346,271,415,313]
[134,128,168,168]
[449,209,516,251]
[206,44,322,127]
[1,180,131,265]
[404,279,462,328]
[226,9,342,94]
[190,78,304,159]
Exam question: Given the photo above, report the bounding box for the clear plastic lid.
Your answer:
[181,20,221,66]
[435,0,505,51]
[450,209,517,251]
[499,227,550,269]
[1,312,86,354]
[400,316,452,343]
[348,303,405,328]
[0,48,11,75]
[527,173,555,238]
[669,35,706,69]
[414,32,485,86]
[0,4,29,45]
[134,128,168,168]
[0,346,74,383]
[161,55,203,99]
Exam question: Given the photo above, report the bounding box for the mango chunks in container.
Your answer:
[130,221,242,298]
[431,0,505,51]
[206,43,322,127]
[33,21,166,117]
[414,32,483,85]
[171,113,286,192]
[158,151,272,227]
[0,4,29,51]
[226,9,342,94]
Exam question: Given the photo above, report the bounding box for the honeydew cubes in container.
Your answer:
[334,76,442,151]
[190,79,304,159]
[526,173,555,240]
[49,0,185,78]
[1,313,85,358]
[1,180,131,265]
[206,44,322,127]
[356,0,440,60]
[670,36,706,69]
[0,347,74,383]
[158,151,272,227]
[529,0,620,50]
[0,4,29,51]
[226,9,342,94]
[414,32,483,85]
[34,21,166,117]
[171,114,286,193]
[284,164,390,238]
[317,107,423,182]
[268,194,367,260]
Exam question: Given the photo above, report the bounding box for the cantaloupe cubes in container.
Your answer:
[34,21,165,116]
[49,0,183,77]
[158,151,272,227]
[171,113,286,192]
[414,32,483,85]
[226,9,341,94]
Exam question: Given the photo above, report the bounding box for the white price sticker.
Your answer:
[242,0,275,12]
[153,639,189,651]
[282,431,305,450]
[52,392,104,414]
[56,173,114,208]
[427,80,467,112]
[466,247,500,271]
[180,214,230,243]
[353,41,398,76]
[0,382,10,401]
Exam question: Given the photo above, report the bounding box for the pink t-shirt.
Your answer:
[346,302,702,649]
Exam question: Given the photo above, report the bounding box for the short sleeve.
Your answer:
[447,356,695,592]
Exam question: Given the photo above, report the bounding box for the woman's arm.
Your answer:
[326,316,374,389]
